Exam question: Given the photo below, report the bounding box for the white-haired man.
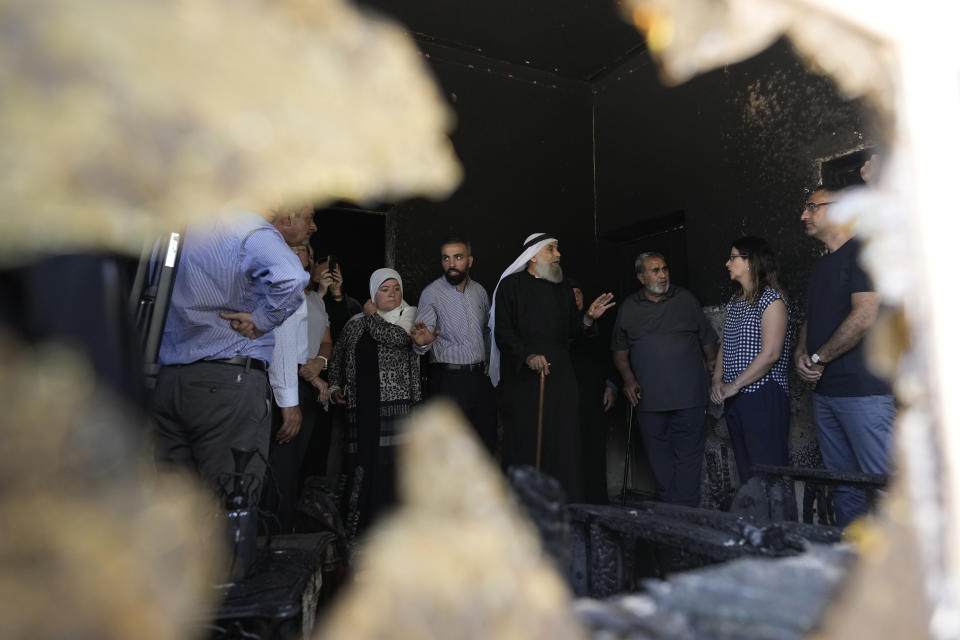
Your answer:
[611,252,718,507]
[489,233,615,501]
[152,208,310,500]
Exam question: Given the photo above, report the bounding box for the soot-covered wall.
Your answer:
[593,37,875,309]
[391,43,596,302]
[389,37,874,314]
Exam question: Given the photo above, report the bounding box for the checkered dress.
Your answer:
[721,287,790,394]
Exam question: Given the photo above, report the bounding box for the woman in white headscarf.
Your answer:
[327,268,433,538]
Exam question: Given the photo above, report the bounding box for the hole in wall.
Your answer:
[817,146,877,190]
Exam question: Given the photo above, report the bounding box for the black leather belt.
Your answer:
[432,362,484,373]
[205,356,268,371]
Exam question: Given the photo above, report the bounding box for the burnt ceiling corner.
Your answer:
[357,0,649,82]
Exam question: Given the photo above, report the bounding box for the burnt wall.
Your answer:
[391,42,597,302]
[386,37,876,321]
[593,37,875,308]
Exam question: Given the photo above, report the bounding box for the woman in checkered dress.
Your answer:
[710,236,791,484]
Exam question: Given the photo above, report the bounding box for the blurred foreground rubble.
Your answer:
[574,544,853,640]
[317,401,586,640]
[0,335,223,639]
[0,0,462,261]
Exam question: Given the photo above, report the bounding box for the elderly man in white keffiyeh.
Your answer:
[489,233,615,501]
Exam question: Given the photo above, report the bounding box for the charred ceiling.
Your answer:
[357,0,648,82]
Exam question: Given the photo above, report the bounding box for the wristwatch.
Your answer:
[810,353,822,365]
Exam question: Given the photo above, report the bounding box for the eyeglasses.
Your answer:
[727,253,748,260]
[803,201,834,212]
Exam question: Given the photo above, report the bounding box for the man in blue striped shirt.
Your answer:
[152,209,310,499]
[412,237,497,454]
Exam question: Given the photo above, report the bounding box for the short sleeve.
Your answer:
[610,305,629,351]
[848,249,875,294]
[757,287,783,313]
[694,296,717,345]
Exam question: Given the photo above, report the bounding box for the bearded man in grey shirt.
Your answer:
[611,252,718,506]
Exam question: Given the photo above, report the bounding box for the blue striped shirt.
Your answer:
[158,210,309,366]
[414,277,490,364]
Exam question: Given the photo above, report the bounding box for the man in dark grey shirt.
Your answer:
[612,252,718,506]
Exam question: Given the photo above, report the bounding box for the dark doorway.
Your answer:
[602,211,688,300]
[312,204,392,304]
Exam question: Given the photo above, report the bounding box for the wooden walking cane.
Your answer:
[536,369,546,470]
[620,403,634,507]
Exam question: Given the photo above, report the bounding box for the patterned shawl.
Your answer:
[328,313,421,419]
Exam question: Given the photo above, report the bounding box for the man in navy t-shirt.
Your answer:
[794,180,894,527]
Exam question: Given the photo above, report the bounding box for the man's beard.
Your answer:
[645,279,669,295]
[444,268,468,285]
[534,260,563,284]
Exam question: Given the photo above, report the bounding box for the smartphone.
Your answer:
[327,254,338,272]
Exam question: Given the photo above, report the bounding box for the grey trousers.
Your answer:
[152,361,272,500]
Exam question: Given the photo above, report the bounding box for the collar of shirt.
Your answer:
[439,275,472,292]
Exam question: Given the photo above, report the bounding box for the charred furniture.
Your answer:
[567,501,843,598]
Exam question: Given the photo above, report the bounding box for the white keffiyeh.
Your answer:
[487,233,557,387]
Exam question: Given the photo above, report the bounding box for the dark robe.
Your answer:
[570,327,619,505]
[495,271,589,502]
[350,331,397,534]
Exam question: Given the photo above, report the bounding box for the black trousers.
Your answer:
[260,378,318,534]
[724,380,789,483]
[635,406,707,507]
[300,397,333,479]
[152,362,272,500]
[428,365,497,456]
